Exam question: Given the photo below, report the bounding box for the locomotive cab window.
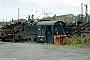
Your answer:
[41,26,45,33]
[38,26,41,33]
[38,26,45,33]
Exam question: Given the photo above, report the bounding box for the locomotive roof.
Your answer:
[37,21,65,25]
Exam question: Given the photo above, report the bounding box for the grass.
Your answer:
[66,33,90,49]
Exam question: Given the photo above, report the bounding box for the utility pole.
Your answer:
[18,8,19,22]
[84,4,88,23]
[81,3,83,22]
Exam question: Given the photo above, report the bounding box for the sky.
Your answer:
[0,0,90,22]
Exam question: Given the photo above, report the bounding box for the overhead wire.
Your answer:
[0,0,56,21]
[29,0,55,14]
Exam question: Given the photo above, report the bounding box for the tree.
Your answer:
[12,18,14,22]
[52,14,56,20]
[31,14,34,20]
[28,15,31,21]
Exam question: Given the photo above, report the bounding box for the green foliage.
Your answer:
[86,33,90,43]
[12,18,14,22]
[42,17,46,20]
[28,15,31,21]
[66,38,72,44]
[66,35,83,45]
[40,14,90,22]
[66,33,90,48]
[52,14,56,20]
[31,14,34,20]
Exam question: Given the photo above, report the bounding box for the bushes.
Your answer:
[66,34,90,45]
[66,34,83,45]
[86,33,90,43]
[66,33,90,48]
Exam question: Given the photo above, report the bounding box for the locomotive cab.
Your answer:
[37,21,66,43]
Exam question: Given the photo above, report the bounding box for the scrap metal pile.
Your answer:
[0,19,90,44]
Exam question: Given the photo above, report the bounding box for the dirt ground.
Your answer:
[0,41,90,60]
